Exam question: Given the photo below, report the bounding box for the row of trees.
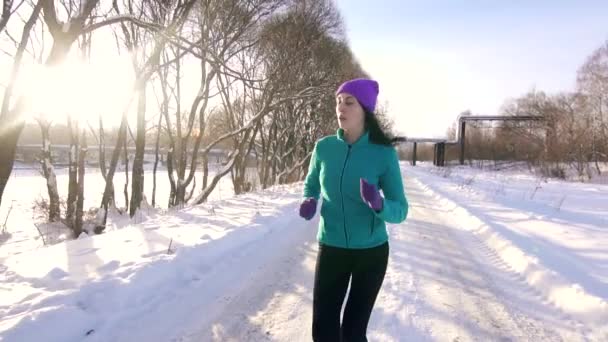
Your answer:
[0,0,369,237]
[436,40,608,178]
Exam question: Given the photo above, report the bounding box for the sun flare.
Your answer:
[19,53,135,126]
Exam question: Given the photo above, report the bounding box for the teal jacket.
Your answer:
[303,129,408,249]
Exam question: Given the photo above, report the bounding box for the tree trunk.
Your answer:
[66,117,79,230]
[195,151,240,204]
[0,124,24,208]
[99,114,128,230]
[152,113,162,208]
[74,128,87,237]
[0,0,14,33]
[98,116,108,178]
[262,119,278,189]
[123,138,129,213]
[97,116,115,207]
[202,154,208,190]
[0,1,43,207]
[167,147,177,207]
[277,151,310,185]
[95,0,199,225]
[38,120,60,222]
[0,0,94,208]
[232,124,258,194]
[130,88,146,217]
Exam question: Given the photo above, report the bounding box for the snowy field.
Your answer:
[0,162,606,341]
[0,164,240,259]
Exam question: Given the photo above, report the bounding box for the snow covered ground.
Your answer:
[0,162,606,341]
[0,165,238,259]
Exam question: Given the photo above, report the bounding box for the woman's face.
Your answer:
[336,93,365,132]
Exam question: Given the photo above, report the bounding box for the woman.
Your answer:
[299,78,409,341]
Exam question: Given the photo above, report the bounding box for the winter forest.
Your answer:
[1,0,387,238]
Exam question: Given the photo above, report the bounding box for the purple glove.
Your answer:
[299,197,317,220]
[360,178,383,212]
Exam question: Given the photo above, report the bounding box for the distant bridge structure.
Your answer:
[402,115,545,167]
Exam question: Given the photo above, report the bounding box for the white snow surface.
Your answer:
[0,162,606,341]
[0,166,237,259]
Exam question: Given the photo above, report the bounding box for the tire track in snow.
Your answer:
[172,172,589,341]
[368,175,587,341]
[403,173,589,341]
[175,212,318,342]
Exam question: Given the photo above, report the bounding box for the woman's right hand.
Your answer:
[299,198,317,220]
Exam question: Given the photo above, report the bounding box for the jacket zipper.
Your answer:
[340,145,352,247]
[370,215,375,236]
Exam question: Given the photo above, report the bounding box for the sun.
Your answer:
[20,53,135,126]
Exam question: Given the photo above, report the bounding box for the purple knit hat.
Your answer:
[335,78,379,113]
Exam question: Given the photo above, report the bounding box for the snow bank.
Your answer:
[407,165,608,334]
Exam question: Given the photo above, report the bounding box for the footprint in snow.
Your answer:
[46,267,68,280]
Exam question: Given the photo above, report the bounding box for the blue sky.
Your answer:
[334,0,608,137]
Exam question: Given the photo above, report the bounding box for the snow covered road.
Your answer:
[176,176,591,342]
[1,166,605,341]
[370,176,587,341]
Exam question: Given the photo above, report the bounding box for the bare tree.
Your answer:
[159,0,289,206]
[34,117,60,222]
[0,0,15,33]
[0,0,200,218]
[130,86,146,217]
[114,0,153,217]
[151,112,163,208]
[75,128,87,236]
[153,48,178,207]
[123,133,129,213]
[577,40,608,173]
[88,116,115,207]
[0,0,117,208]
[1,0,372,233]
[461,40,608,178]
[0,0,43,207]
[65,116,79,231]
[251,0,362,189]
[98,0,199,224]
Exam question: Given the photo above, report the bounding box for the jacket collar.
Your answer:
[337,128,369,146]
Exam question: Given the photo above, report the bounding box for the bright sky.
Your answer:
[4,1,607,138]
[334,0,608,138]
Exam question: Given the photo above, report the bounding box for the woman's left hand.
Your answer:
[360,178,383,212]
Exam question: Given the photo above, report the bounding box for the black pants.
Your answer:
[312,242,389,342]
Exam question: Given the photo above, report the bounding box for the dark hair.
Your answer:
[365,111,407,146]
